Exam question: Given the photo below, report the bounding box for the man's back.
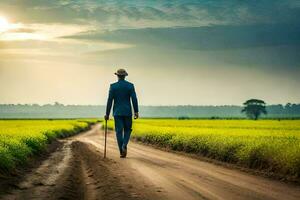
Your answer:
[106,79,138,116]
[105,68,139,158]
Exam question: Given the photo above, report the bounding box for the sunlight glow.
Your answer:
[0,16,44,41]
[0,16,10,33]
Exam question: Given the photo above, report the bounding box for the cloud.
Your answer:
[7,28,36,33]
[0,23,92,41]
[0,36,133,62]
[69,23,300,71]
[64,23,300,50]
[1,0,299,29]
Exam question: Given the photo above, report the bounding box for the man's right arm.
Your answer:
[105,85,113,120]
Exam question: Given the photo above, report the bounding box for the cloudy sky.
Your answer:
[0,0,299,105]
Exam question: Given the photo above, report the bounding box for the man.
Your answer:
[104,69,139,158]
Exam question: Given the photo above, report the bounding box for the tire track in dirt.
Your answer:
[0,127,161,200]
[1,141,74,200]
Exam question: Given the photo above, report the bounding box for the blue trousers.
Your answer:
[114,116,132,154]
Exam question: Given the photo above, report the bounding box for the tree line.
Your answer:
[0,102,300,119]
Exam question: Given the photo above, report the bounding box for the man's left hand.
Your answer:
[134,112,139,119]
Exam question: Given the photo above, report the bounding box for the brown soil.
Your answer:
[1,124,300,200]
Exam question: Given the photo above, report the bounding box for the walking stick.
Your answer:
[104,119,108,158]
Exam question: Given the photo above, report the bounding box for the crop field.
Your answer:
[0,119,96,172]
[108,119,300,177]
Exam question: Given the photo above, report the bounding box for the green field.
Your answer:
[0,119,96,172]
[108,119,300,177]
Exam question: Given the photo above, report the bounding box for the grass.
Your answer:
[107,119,300,178]
[0,119,98,172]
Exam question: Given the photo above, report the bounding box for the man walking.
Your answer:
[104,69,139,158]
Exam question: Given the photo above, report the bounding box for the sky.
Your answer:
[0,0,299,106]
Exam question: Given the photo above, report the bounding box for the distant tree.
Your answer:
[242,99,267,120]
[54,102,64,106]
[285,103,292,109]
[178,116,190,120]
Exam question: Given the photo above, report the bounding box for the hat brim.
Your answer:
[114,72,128,76]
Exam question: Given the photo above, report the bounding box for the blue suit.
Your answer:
[105,79,139,154]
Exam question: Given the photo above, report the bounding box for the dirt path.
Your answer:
[1,124,300,200]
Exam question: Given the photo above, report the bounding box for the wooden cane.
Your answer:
[104,119,108,158]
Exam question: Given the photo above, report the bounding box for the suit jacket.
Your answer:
[106,79,139,116]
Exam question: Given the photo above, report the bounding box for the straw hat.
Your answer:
[114,69,128,76]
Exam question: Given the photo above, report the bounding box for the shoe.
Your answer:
[120,149,125,158]
[121,147,127,158]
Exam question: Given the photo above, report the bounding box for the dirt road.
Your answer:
[2,124,300,200]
